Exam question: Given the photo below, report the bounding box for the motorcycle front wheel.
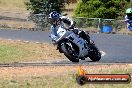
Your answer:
[61,42,79,62]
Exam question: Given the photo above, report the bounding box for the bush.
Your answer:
[25,0,66,31]
[28,14,50,31]
[74,0,131,19]
[25,0,65,14]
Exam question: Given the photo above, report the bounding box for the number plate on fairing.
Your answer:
[68,33,84,45]
[67,33,88,57]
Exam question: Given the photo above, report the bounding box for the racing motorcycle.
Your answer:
[50,25,101,62]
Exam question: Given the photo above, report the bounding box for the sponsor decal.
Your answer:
[76,65,131,85]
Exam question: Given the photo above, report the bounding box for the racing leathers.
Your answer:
[50,16,90,43]
[125,15,132,30]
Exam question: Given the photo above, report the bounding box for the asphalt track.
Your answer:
[0,29,132,65]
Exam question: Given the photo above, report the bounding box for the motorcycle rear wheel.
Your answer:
[88,44,101,62]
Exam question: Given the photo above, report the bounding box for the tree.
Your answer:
[25,0,66,31]
[74,0,131,19]
[25,0,66,14]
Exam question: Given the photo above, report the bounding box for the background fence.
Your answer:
[0,12,128,33]
[73,17,127,33]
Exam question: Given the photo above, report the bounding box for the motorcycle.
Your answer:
[50,25,101,62]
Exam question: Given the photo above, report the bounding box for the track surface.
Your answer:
[0,29,132,64]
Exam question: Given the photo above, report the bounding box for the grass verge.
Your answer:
[0,20,34,30]
[0,39,64,63]
[0,64,131,88]
[0,45,29,63]
[0,0,27,11]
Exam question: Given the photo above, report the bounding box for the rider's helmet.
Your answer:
[126,8,132,17]
[48,11,60,24]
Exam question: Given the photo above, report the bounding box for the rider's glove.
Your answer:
[69,21,76,29]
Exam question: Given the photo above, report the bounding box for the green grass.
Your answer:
[0,40,64,63]
[0,67,131,88]
[0,45,30,63]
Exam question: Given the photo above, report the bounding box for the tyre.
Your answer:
[88,44,101,62]
[61,42,79,62]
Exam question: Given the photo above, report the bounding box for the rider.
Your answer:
[48,11,90,43]
[125,8,132,30]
